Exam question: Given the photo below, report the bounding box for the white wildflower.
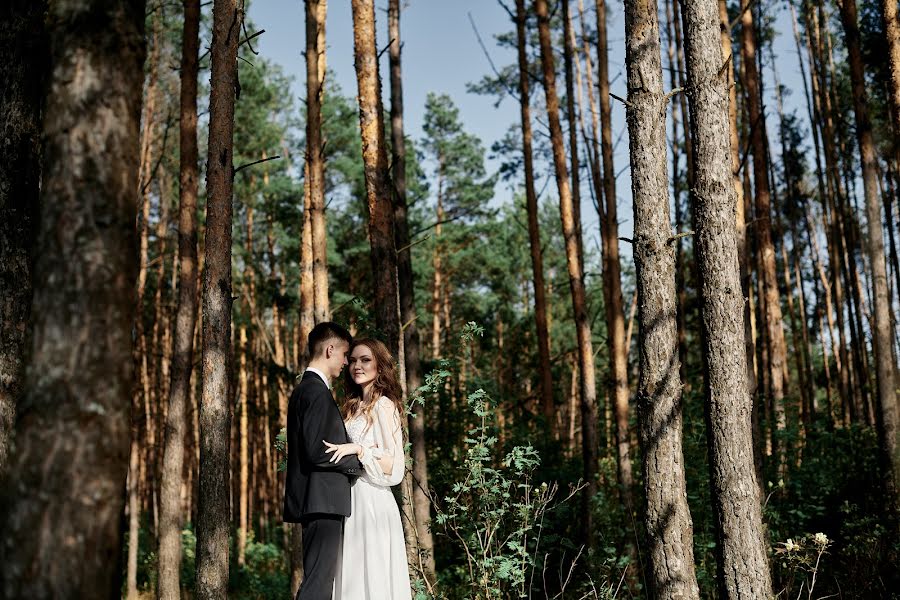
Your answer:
[814,532,829,546]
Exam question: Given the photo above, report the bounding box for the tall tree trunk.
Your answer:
[157,1,200,595]
[562,0,585,274]
[0,1,145,596]
[838,0,900,524]
[534,0,598,544]
[595,0,634,514]
[884,0,900,188]
[680,1,773,596]
[740,0,790,470]
[351,0,401,359]
[196,0,240,596]
[515,0,555,431]
[305,0,329,323]
[0,0,44,476]
[623,0,700,594]
[388,0,436,585]
[237,325,249,565]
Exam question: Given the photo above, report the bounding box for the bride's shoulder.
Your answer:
[375,395,395,410]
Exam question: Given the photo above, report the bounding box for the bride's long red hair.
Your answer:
[341,338,404,428]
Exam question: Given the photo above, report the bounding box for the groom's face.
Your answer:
[324,339,351,379]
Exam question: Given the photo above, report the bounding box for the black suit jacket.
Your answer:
[283,371,362,522]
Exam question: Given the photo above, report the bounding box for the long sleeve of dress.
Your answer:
[358,397,405,487]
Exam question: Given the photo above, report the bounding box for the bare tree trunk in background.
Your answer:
[0,0,44,476]
[351,0,401,360]
[305,0,329,323]
[562,0,585,276]
[515,0,555,430]
[839,0,900,526]
[680,1,773,596]
[238,326,249,565]
[388,0,437,586]
[534,0,598,546]
[740,0,790,473]
[0,1,145,596]
[595,0,635,514]
[157,1,200,595]
[196,0,240,596]
[623,0,700,595]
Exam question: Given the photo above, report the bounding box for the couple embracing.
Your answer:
[283,322,412,600]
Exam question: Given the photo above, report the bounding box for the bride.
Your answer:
[324,338,412,600]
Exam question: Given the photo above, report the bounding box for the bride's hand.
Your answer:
[323,440,362,463]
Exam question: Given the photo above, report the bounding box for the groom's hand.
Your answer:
[324,441,363,463]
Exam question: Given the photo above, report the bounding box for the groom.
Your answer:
[284,322,362,600]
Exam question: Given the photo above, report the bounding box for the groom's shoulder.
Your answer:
[290,372,329,403]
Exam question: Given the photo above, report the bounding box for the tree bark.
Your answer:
[0,1,145,596]
[388,0,436,585]
[305,0,329,323]
[0,0,44,476]
[680,1,773,597]
[515,0,555,431]
[623,0,700,595]
[595,0,635,513]
[351,0,402,359]
[534,0,598,543]
[196,0,240,596]
[839,0,900,524]
[157,1,200,595]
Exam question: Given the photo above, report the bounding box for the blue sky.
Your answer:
[248,0,809,261]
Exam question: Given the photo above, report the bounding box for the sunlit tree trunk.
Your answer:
[680,1,773,596]
[157,1,200,595]
[305,0,329,323]
[535,0,598,544]
[0,1,145,596]
[838,0,900,525]
[351,0,401,360]
[623,0,700,594]
[196,0,240,596]
[515,0,555,428]
[237,325,249,565]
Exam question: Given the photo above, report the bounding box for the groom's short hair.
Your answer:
[308,322,353,359]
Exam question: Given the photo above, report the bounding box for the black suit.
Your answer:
[283,371,362,600]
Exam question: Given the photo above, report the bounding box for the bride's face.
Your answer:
[349,344,378,388]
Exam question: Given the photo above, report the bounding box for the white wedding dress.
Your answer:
[334,396,412,600]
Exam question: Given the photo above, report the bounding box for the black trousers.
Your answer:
[295,514,344,600]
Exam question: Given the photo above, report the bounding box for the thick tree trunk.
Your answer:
[515,0,555,430]
[351,0,401,358]
[839,0,900,523]
[196,0,240,596]
[0,1,145,596]
[534,0,598,544]
[305,0,329,323]
[0,0,44,476]
[740,0,790,470]
[388,0,436,585]
[595,0,634,515]
[623,0,700,595]
[157,1,200,595]
[680,1,773,597]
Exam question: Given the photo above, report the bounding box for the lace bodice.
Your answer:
[342,397,405,488]
[345,414,375,447]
